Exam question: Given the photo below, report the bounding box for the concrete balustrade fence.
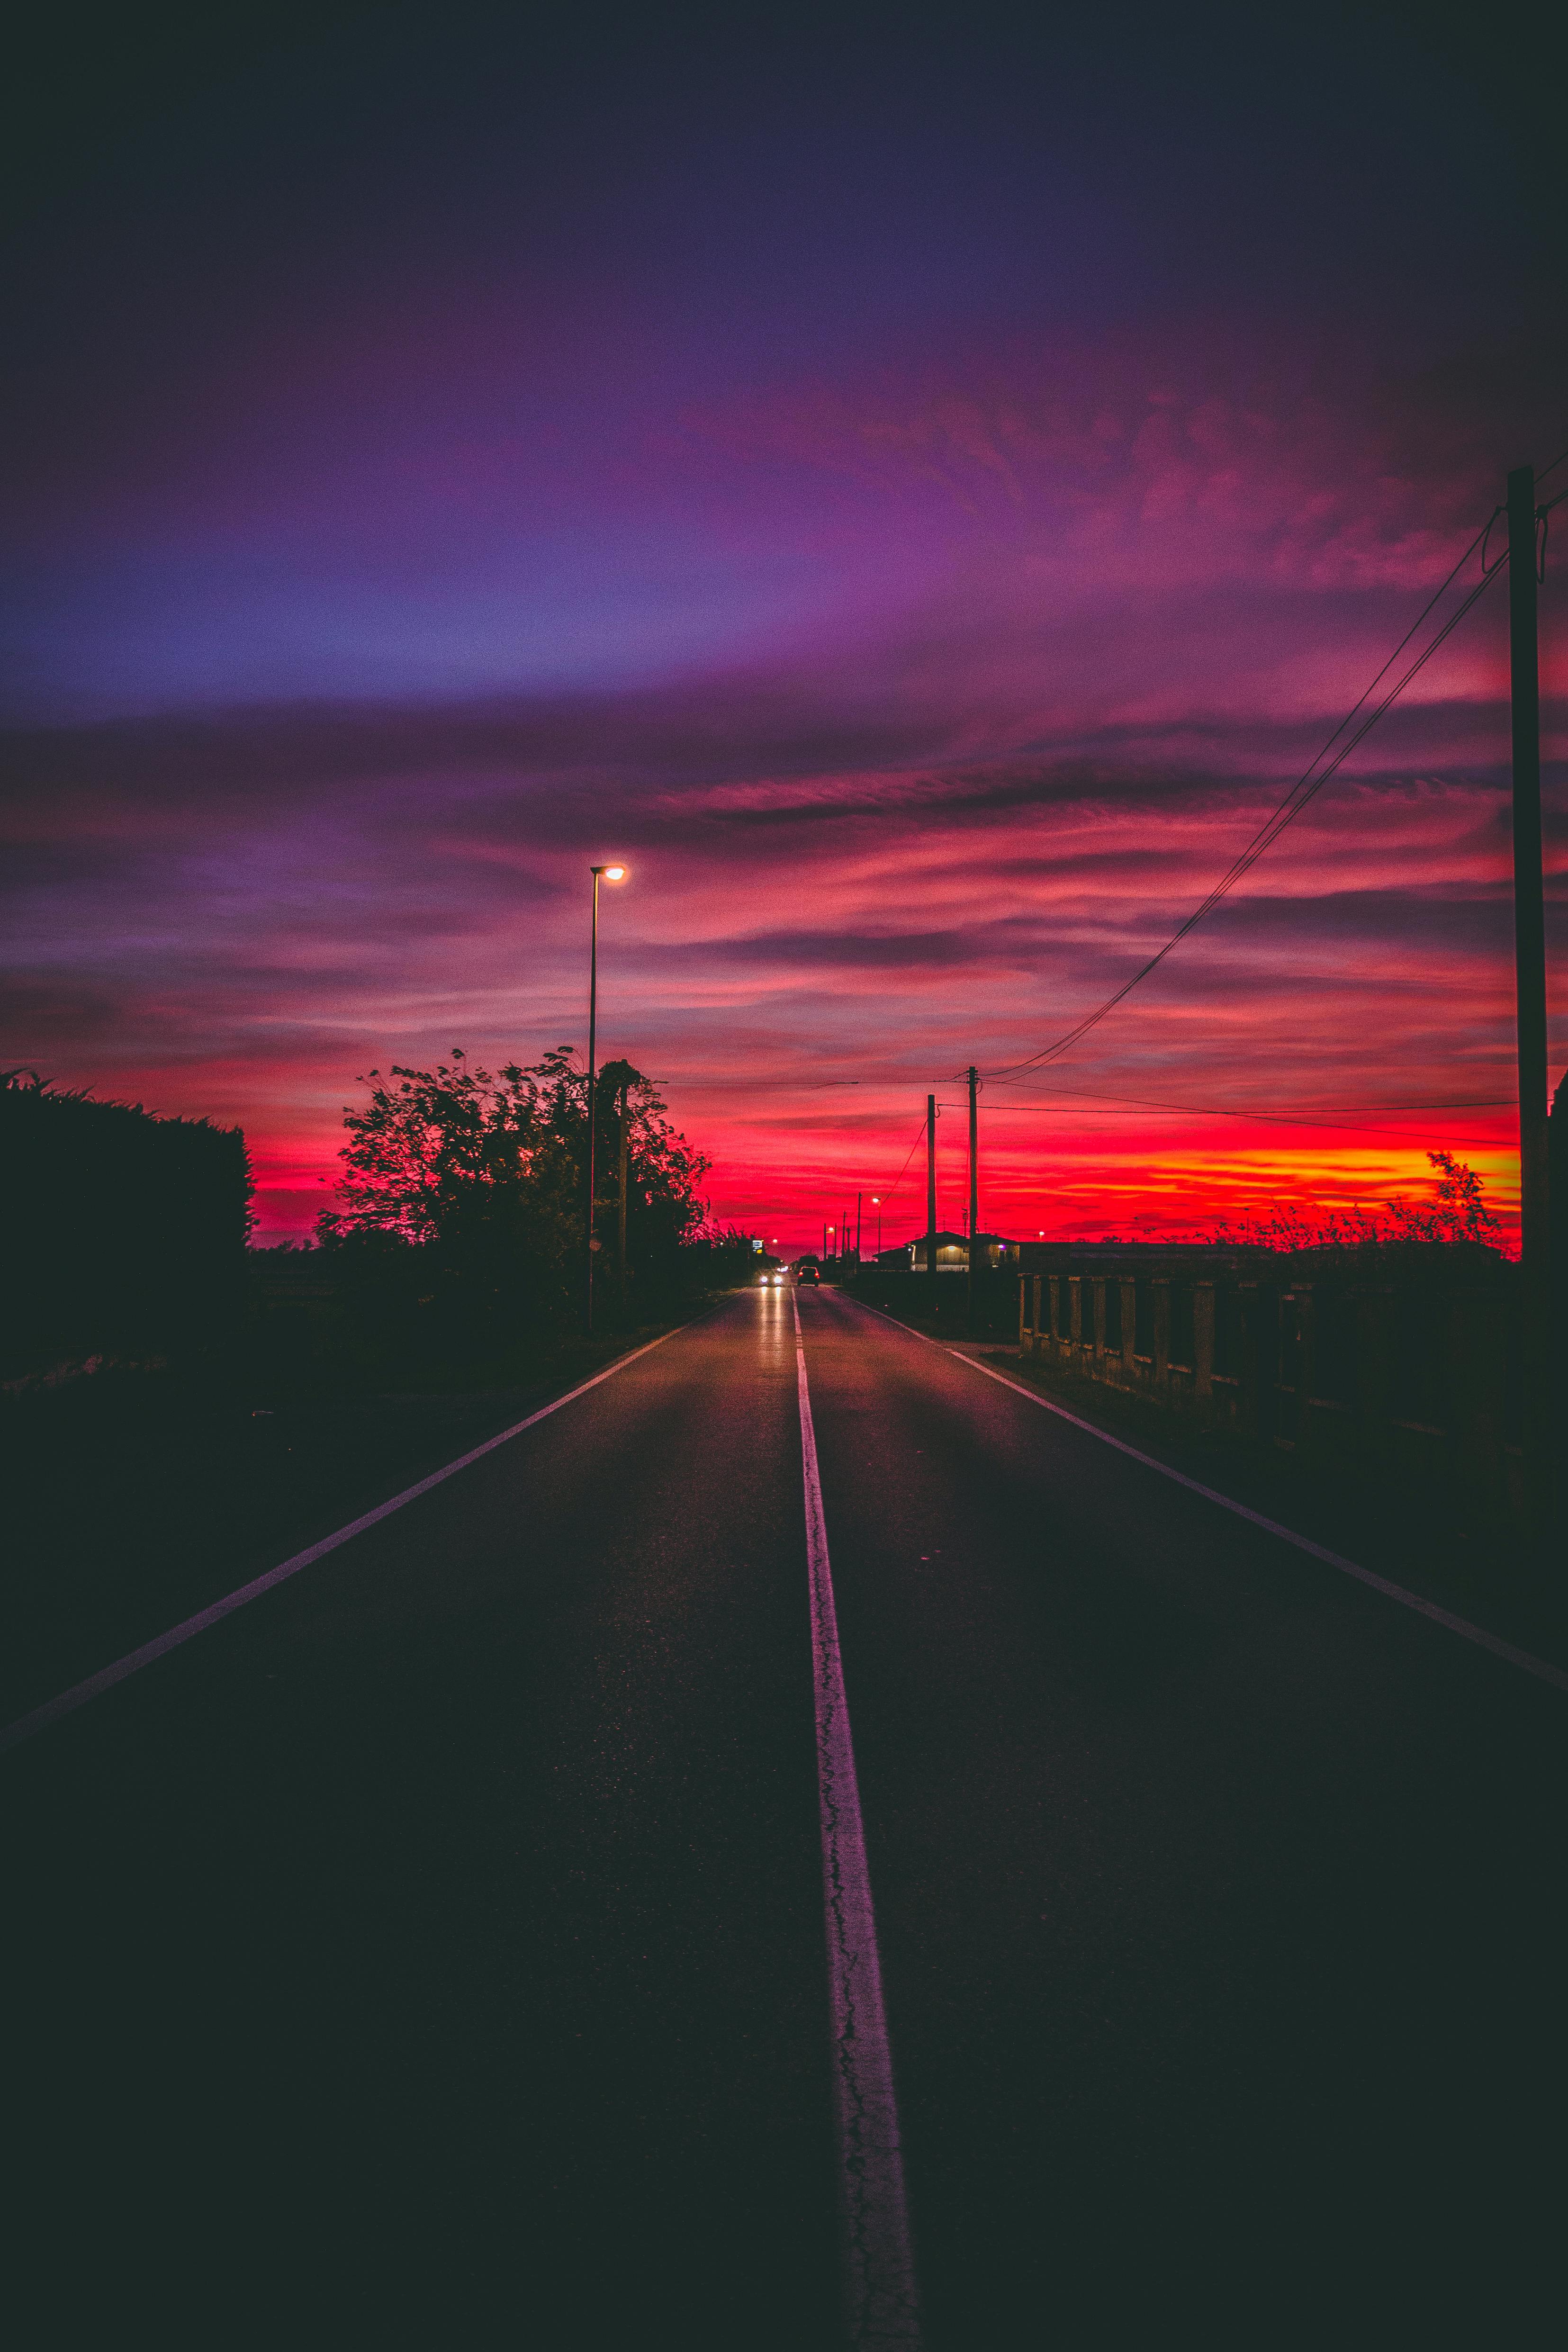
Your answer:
[1016,1254,1526,1532]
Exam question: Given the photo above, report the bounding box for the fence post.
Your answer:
[1294,1285,1321,1460]
[1194,1281,1215,1406]
[1239,1279,1272,1440]
[1353,1287,1395,1481]
[1449,1289,1507,1530]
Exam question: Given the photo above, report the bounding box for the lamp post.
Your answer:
[926,1093,937,1282]
[872,1196,880,1256]
[586,862,627,1335]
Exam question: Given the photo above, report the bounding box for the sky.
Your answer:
[2,1,1562,1250]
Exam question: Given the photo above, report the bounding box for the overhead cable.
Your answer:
[980,513,1510,1083]
[873,1114,929,1207]
[935,1085,1510,1146]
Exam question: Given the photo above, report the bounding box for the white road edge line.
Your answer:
[847,1294,1568,1696]
[954,1357,1568,1694]
[0,1323,691,1757]
[793,1291,923,2347]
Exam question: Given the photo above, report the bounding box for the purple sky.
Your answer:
[3,5,1562,1244]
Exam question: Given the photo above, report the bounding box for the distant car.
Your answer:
[757,1266,787,1285]
[796,1263,820,1285]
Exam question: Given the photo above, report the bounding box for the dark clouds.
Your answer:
[2,2,1560,1240]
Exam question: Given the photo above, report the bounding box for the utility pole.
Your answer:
[1508,462,1553,1533]
[617,1077,630,1298]
[967,1065,979,1333]
[581,862,627,1336]
[586,885,600,1337]
[856,1189,863,1267]
[926,1093,937,1288]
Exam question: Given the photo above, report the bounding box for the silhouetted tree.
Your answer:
[315,1046,710,1328]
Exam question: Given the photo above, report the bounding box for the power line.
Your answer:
[873,1114,929,1207]
[979,510,1509,1083]
[1260,1098,1515,1110]
[936,1085,1511,1146]
[986,560,1501,1078]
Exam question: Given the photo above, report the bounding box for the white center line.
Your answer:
[792,1290,923,2347]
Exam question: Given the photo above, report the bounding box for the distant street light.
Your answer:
[872,1195,881,1255]
[586,862,628,1334]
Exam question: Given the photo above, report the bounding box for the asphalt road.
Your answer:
[6,1284,1565,2347]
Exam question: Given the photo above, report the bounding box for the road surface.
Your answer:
[7,1285,1565,2345]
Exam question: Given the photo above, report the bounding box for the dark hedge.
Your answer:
[1,1075,252,1377]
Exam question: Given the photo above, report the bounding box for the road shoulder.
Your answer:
[0,1299,732,1730]
[845,1296,1568,1676]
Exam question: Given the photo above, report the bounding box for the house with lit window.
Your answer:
[888,1231,1023,1272]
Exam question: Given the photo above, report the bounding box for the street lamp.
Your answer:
[872,1196,881,1256]
[586,862,628,1334]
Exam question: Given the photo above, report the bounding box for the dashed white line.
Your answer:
[793,1290,923,2346]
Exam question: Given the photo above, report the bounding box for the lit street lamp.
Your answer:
[586,862,627,1334]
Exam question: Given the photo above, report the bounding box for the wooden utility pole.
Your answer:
[926,1093,937,1283]
[617,1079,630,1296]
[856,1189,863,1266]
[581,864,627,1333]
[585,878,601,1335]
[966,1067,979,1331]
[1508,463,1553,1532]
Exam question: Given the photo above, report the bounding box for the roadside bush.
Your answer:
[1206,1155,1507,1284]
